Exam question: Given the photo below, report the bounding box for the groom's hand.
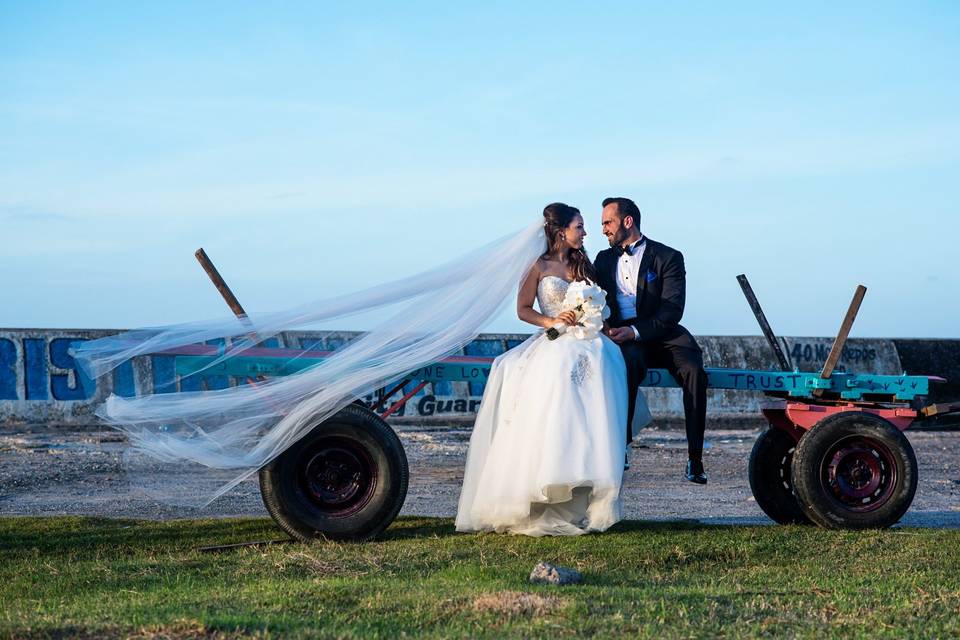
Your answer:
[606,326,635,343]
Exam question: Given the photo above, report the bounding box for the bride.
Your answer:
[456,203,645,536]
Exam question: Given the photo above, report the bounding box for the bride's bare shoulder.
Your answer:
[535,257,565,277]
[520,259,543,289]
[529,257,549,277]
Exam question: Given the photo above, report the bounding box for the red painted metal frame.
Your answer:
[371,379,411,413]
[380,381,430,419]
[763,399,918,437]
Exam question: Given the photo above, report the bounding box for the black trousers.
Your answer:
[618,338,708,460]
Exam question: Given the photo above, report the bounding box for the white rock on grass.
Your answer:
[529,562,582,586]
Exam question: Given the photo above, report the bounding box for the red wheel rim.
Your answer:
[298,437,378,517]
[820,436,897,513]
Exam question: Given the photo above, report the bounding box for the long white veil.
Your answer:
[73,220,547,506]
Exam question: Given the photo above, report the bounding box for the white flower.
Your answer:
[581,283,606,308]
[563,281,588,307]
[570,314,602,339]
[552,282,612,341]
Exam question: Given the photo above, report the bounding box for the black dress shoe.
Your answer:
[685,459,707,485]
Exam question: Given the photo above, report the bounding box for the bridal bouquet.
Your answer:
[546,281,611,341]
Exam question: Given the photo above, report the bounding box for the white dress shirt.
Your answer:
[615,236,646,340]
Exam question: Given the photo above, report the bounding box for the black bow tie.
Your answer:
[618,240,643,257]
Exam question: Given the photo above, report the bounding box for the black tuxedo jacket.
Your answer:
[594,238,700,350]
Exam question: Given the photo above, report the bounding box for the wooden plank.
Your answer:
[194,247,260,341]
[814,285,867,397]
[736,274,792,371]
[194,247,264,385]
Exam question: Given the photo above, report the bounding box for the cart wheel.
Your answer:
[259,404,408,542]
[748,427,810,525]
[791,412,917,529]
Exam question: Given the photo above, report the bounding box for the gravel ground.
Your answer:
[1,425,959,527]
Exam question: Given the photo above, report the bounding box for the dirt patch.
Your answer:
[274,549,378,579]
[472,591,567,616]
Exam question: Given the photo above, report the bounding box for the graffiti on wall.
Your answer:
[0,335,288,401]
[0,337,95,401]
[787,341,878,372]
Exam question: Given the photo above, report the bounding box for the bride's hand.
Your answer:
[554,310,578,326]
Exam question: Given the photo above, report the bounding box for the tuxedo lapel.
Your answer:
[602,249,619,317]
[635,239,655,304]
[605,249,618,283]
[597,249,621,322]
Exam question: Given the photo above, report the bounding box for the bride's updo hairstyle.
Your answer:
[542,202,597,283]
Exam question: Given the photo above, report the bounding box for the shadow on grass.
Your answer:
[378,516,758,542]
[0,515,821,555]
[0,516,279,554]
[380,516,456,540]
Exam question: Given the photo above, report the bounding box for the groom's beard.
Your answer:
[608,227,630,248]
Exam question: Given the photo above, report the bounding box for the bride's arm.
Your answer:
[517,264,551,328]
[517,263,575,329]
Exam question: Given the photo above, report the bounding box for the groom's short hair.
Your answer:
[602,197,641,228]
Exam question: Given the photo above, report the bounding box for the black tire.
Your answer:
[259,403,408,542]
[748,427,811,525]
[791,412,917,529]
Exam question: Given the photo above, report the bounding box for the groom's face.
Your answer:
[601,204,631,247]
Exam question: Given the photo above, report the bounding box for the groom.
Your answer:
[595,197,709,484]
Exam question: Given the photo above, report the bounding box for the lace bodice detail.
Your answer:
[537,276,570,318]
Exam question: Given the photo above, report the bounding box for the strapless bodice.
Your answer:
[537,276,570,318]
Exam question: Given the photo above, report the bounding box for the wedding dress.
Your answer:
[455,275,639,536]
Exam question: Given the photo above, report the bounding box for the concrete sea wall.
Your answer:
[1,328,957,430]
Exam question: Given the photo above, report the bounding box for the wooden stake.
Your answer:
[195,248,258,340]
[814,285,867,397]
[736,274,792,372]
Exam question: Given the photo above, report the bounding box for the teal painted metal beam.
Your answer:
[172,352,935,402]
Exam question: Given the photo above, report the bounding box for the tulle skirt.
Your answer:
[455,330,629,536]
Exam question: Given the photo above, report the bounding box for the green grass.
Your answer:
[1,517,958,639]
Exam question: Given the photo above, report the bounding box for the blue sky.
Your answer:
[2,2,958,337]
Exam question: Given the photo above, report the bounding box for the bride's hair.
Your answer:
[542,202,597,283]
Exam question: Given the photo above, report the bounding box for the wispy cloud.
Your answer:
[0,206,76,223]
